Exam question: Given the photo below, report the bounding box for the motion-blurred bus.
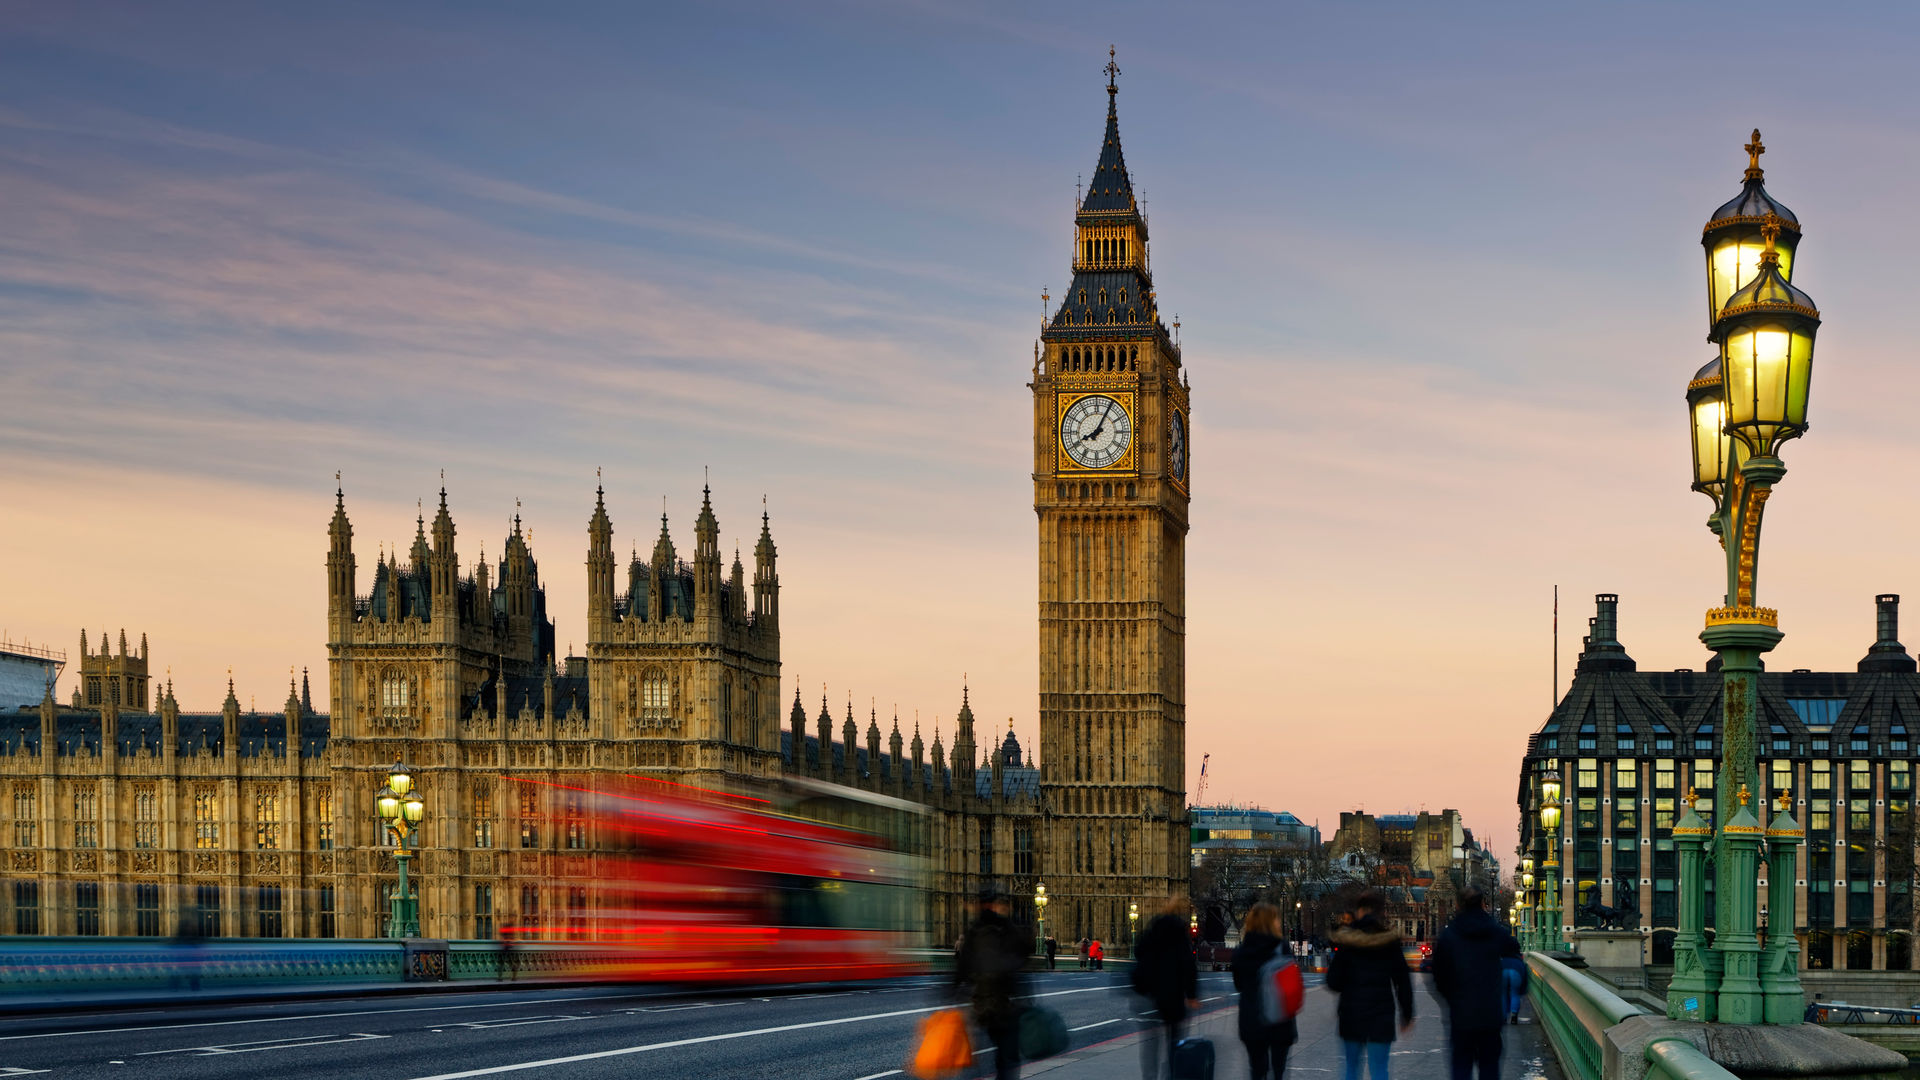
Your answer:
[503,774,930,983]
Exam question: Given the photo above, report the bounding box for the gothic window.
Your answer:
[134,786,158,849]
[519,787,541,849]
[565,792,586,850]
[255,791,281,850]
[642,670,670,723]
[15,786,38,848]
[12,882,37,935]
[520,885,541,933]
[475,885,494,940]
[380,669,412,714]
[74,882,100,936]
[72,787,98,849]
[1098,288,1107,305]
[318,886,336,938]
[473,788,494,849]
[194,789,220,849]
[1118,288,1127,304]
[316,787,333,850]
[256,885,283,938]
[1078,289,1087,305]
[134,883,161,936]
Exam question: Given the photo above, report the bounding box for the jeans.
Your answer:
[1244,1032,1292,1080]
[1138,1009,1184,1080]
[1502,967,1525,1019]
[1342,1039,1390,1080]
[1449,1027,1502,1080]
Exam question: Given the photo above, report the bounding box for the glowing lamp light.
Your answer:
[376,788,400,821]
[1702,129,1799,330]
[388,762,413,797]
[403,793,426,824]
[1714,217,1818,458]
[1540,771,1563,832]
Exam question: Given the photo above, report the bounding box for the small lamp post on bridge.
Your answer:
[1540,770,1563,952]
[377,761,426,938]
[1520,858,1536,950]
[1129,902,1140,957]
[1034,882,1049,958]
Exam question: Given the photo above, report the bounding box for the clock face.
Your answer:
[1061,394,1133,470]
[1169,410,1187,482]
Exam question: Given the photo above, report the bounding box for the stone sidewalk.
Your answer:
[1001,979,1563,1080]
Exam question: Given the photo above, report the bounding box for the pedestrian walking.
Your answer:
[954,885,1029,1080]
[1045,935,1059,971]
[1130,897,1200,1080]
[1501,955,1528,1025]
[1090,938,1105,970]
[1081,935,1091,970]
[1325,890,1413,1080]
[1430,887,1522,1080]
[1230,903,1299,1080]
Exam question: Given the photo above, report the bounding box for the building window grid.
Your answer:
[72,787,99,849]
[134,786,159,849]
[317,787,334,850]
[474,788,495,849]
[256,885,284,938]
[74,882,101,936]
[193,791,220,849]
[12,882,39,935]
[12,787,35,848]
[134,883,161,937]
[476,885,494,939]
[254,791,282,851]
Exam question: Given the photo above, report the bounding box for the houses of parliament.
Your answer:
[0,65,1193,947]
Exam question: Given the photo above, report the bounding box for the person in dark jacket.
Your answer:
[1430,887,1522,1080]
[1131,897,1200,1080]
[1325,891,1413,1080]
[955,886,1029,1080]
[1231,903,1299,1080]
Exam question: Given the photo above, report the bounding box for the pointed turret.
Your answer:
[222,673,240,758]
[328,478,356,619]
[815,691,832,776]
[587,479,615,636]
[931,725,946,794]
[1045,48,1162,343]
[953,682,977,787]
[866,707,882,782]
[503,508,534,633]
[729,547,747,623]
[430,485,457,607]
[789,685,807,768]
[888,713,905,790]
[410,503,432,575]
[118,628,128,657]
[694,483,721,621]
[301,667,313,713]
[649,514,677,622]
[910,718,926,793]
[753,502,779,628]
[841,697,858,781]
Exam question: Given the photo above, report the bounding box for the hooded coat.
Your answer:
[1131,913,1199,1021]
[955,908,1029,1025]
[1431,906,1522,1033]
[1229,930,1300,1045]
[1325,916,1414,1043]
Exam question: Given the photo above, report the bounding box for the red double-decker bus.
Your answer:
[503,775,929,984]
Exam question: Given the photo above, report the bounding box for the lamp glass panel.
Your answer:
[1541,776,1562,804]
[390,770,412,796]
[1541,804,1562,830]
[403,797,425,823]
[377,794,399,819]
[1691,395,1728,488]
[1708,234,1797,324]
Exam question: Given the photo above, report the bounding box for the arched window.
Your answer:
[642,669,670,722]
[380,669,411,714]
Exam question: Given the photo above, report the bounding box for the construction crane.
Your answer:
[1196,752,1210,805]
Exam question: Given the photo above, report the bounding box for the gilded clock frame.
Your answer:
[1056,391,1137,474]
[1167,406,1189,493]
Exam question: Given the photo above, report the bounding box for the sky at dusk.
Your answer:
[7,2,1920,864]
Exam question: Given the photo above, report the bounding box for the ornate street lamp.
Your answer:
[1034,883,1049,958]
[1682,131,1820,1027]
[1540,770,1563,952]
[1520,857,1536,950]
[377,761,426,938]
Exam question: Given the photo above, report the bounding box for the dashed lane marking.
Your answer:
[853,1071,902,1080]
[1068,1019,1122,1032]
[139,1032,389,1056]
[457,1016,592,1030]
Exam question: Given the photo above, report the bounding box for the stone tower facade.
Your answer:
[1031,60,1191,944]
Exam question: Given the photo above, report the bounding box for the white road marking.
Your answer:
[853,1071,903,1080]
[404,985,1117,1080]
[0,994,621,1043]
[141,1032,389,1056]
[633,1002,744,1014]
[1069,1019,1121,1032]
[0,1069,50,1076]
[457,1016,590,1029]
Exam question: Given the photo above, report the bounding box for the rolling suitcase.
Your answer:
[1170,1036,1215,1080]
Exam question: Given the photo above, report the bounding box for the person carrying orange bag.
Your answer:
[910,1008,973,1078]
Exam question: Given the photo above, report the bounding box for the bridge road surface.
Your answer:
[0,967,1560,1080]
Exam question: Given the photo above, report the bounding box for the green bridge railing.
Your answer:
[1525,951,1739,1080]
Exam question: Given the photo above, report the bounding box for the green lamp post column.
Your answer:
[1716,785,1767,1023]
[377,761,426,939]
[1540,771,1563,952]
[1668,788,1716,1021]
[1762,793,1805,1023]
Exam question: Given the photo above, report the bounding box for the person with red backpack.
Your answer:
[1231,903,1300,1080]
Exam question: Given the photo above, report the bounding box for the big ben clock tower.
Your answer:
[1033,52,1189,942]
